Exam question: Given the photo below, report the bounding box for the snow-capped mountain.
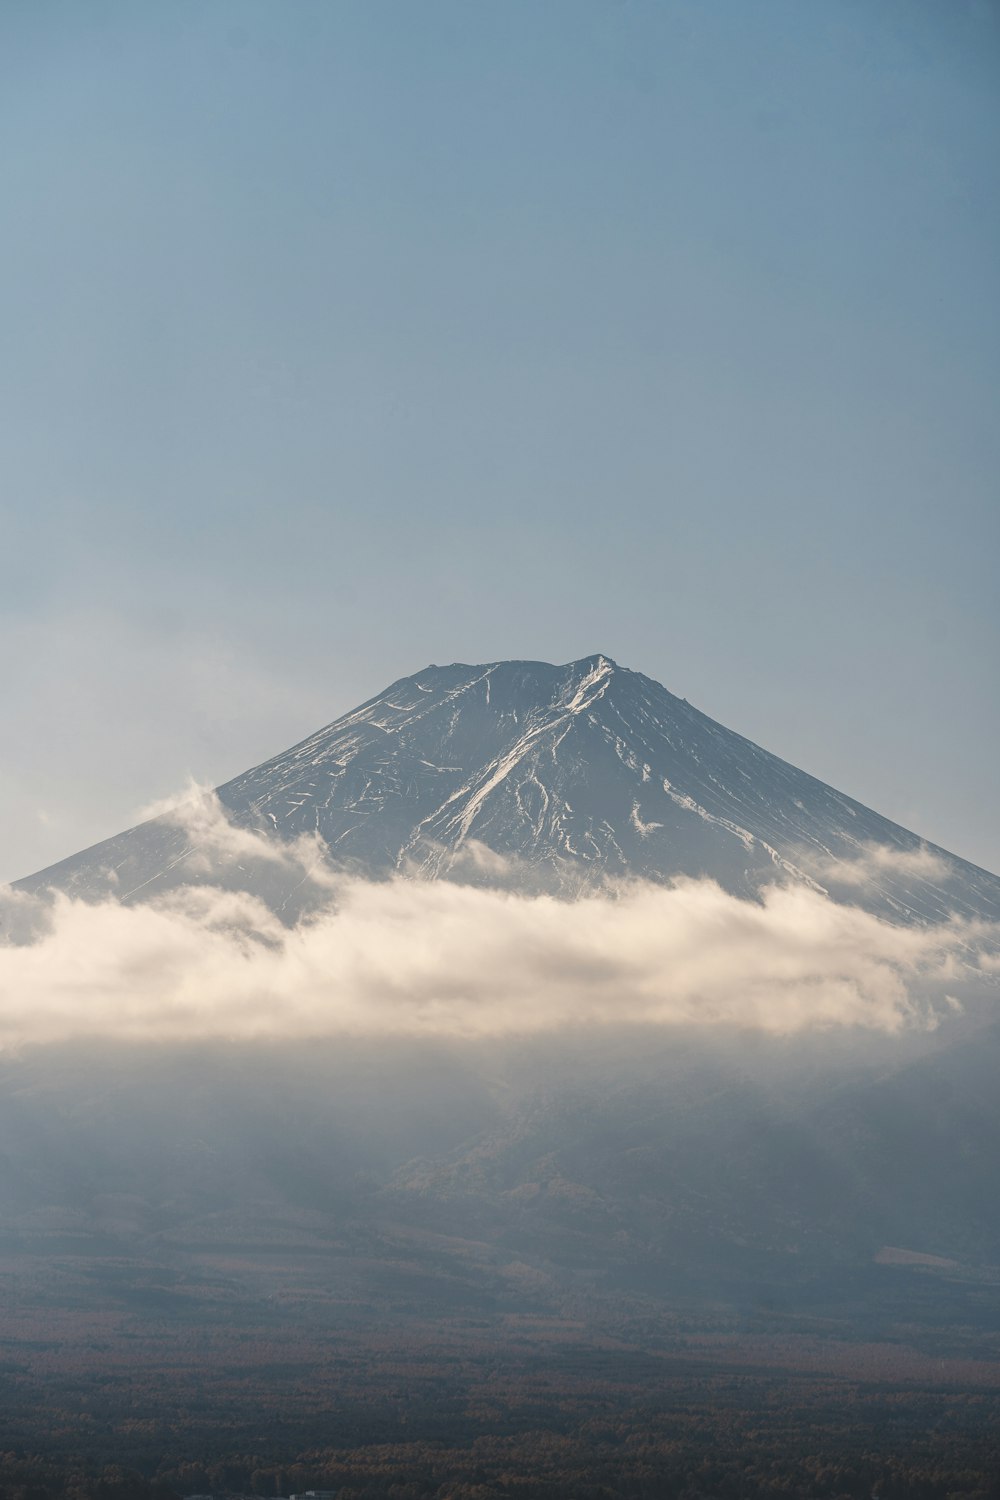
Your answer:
[7,656,1000,1345]
[16,654,1000,925]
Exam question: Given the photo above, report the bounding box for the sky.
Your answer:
[2,0,998,885]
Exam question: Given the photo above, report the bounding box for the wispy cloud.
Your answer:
[803,841,953,889]
[0,795,995,1048]
[0,611,323,885]
[140,779,334,880]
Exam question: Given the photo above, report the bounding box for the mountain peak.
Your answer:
[570,652,618,673]
[558,653,617,711]
[15,655,1000,927]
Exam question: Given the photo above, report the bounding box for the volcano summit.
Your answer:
[17,654,1000,928]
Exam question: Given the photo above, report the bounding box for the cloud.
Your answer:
[803,841,953,889]
[140,779,334,882]
[0,797,996,1048]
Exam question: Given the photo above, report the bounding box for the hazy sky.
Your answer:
[2,0,998,884]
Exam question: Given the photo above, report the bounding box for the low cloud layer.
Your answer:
[0,794,995,1048]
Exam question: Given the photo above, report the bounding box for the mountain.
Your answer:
[16,653,1000,926]
[5,654,1000,1415]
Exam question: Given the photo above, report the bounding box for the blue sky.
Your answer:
[2,0,998,881]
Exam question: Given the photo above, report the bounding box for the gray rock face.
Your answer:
[16,654,1000,925]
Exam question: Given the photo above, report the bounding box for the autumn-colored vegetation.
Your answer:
[2,1312,999,1500]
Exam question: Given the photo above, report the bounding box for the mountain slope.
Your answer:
[15,654,1000,926]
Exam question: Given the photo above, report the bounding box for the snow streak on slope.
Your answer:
[15,656,1000,928]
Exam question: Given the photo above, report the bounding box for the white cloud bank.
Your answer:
[0,791,995,1048]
